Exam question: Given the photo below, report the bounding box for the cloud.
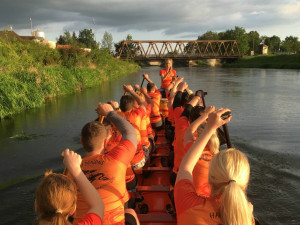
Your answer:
[281,1,300,14]
[0,0,299,42]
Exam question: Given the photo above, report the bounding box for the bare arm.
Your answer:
[167,77,184,108]
[176,108,232,184]
[123,84,147,111]
[143,73,158,90]
[63,149,104,219]
[184,105,215,146]
[96,103,137,148]
[141,87,153,108]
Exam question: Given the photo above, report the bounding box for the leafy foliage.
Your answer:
[219,26,249,55]
[101,31,113,52]
[281,36,300,53]
[247,31,260,54]
[78,29,99,49]
[0,37,140,118]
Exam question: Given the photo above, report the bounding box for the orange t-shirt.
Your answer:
[140,104,152,147]
[167,105,175,126]
[67,140,135,225]
[160,69,176,89]
[117,108,146,164]
[174,179,222,225]
[184,142,213,196]
[76,213,103,225]
[173,116,190,173]
[173,106,184,126]
[148,90,161,124]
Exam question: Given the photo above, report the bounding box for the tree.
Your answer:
[263,35,281,54]
[219,26,249,55]
[56,31,72,45]
[101,31,113,52]
[247,31,260,55]
[280,36,300,53]
[78,29,99,49]
[198,31,219,40]
[114,34,135,56]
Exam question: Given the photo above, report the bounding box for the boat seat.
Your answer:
[136,185,170,192]
[137,213,176,223]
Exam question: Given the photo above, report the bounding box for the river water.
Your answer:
[0,66,299,224]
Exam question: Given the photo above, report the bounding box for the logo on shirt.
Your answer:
[83,169,110,183]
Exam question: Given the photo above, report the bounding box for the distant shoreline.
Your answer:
[222,54,300,69]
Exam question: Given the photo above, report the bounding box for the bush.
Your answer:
[0,38,140,118]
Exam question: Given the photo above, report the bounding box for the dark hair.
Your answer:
[181,91,193,107]
[147,82,155,92]
[189,105,205,123]
[120,95,135,112]
[81,121,110,152]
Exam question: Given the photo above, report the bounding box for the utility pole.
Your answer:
[93,18,96,41]
[29,18,33,34]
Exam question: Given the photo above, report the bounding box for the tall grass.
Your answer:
[0,38,140,118]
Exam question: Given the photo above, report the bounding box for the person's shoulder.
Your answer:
[75,213,102,225]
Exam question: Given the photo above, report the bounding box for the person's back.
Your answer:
[147,83,162,128]
[67,104,137,225]
[175,108,254,225]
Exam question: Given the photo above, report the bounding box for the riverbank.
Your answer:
[223,54,300,69]
[0,39,140,119]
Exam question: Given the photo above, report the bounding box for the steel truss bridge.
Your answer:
[116,40,241,60]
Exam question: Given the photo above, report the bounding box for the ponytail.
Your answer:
[35,171,76,225]
[49,212,70,225]
[209,148,253,225]
[221,181,253,225]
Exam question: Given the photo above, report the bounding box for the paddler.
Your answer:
[159,58,177,97]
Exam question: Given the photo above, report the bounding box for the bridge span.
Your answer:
[116,40,241,60]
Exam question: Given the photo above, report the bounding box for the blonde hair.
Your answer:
[196,123,219,154]
[35,170,77,225]
[165,59,173,69]
[209,148,253,225]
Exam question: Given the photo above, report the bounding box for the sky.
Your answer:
[1,0,299,44]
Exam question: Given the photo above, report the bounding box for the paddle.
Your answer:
[196,89,232,148]
[221,111,232,148]
[141,77,145,87]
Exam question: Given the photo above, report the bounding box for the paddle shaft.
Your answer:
[141,77,145,87]
[222,124,232,148]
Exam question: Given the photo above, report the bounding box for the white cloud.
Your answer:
[281,1,300,14]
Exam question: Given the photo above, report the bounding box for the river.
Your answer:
[0,66,299,224]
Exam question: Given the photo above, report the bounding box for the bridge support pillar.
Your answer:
[188,60,197,66]
[148,61,162,66]
[206,59,221,67]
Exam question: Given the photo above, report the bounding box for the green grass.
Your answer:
[0,38,140,118]
[223,54,300,69]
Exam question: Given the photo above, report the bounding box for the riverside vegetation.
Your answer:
[0,38,140,119]
[223,54,300,69]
